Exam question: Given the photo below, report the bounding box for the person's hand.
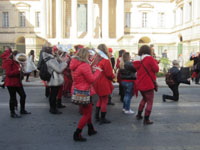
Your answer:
[93,66,102,72]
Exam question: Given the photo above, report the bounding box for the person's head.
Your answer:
[10,50,19,60]
[29,50,35,56]
[97,44,109,58]
[75,47,90,63]
[119,49,125,57]
[119,52,130,69]
[138,45,151,56]
[122,52,130,62]
[172,60,179,67]
[44,46,52,55]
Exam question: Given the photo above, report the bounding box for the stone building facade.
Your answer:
[0,0,200,61]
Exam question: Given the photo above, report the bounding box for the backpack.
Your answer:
[165,72,175,86]
[39,57,52,81]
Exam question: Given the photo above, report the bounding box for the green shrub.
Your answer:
[156,72,165,77]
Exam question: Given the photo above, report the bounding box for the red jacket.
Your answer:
[133,55,159,92]
[70,57,101,96]
[93,58,115,96]
[4,58,22,87]
[1,50,11,69]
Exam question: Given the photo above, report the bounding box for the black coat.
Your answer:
[120,61,136,80]
[169,66,190,85]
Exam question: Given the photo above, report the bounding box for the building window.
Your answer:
[158,12,165,28]
[35,12,40,27]
[2,12,9,28]
[142,12,148,28]
[125,12,131,28]
[180,7,183,24]
[173,10,176,26]
[77,4,87,32]
[189,2,192,21]
[19,12,26,27]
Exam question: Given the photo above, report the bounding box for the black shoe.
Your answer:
[49,109,62,114]
[162,95,166,102]
[73,129,87,142]
[95,107,100,122]
[88,124,97,136]
[108,102,115,105]
[20,110,31,115]
[0,84,5,89]
[143,116,153,125]
[99,118,111,125]
[136,114,143,120]
[57,103,66,108]
[11,113,21,118]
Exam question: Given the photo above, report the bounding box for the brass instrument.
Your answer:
[15,53,27,79]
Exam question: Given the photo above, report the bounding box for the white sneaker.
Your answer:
[124,110,134,114]
[129,109,135,114]
[122,108,126,112]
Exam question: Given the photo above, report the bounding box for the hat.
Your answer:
[108,48,113,53]
[172,60,179,67]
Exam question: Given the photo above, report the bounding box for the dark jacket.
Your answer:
[120,61,136,80]
[169,66,190,85]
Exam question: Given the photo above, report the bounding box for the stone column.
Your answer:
[71,0,77,39]
[49,0,53,38]
[46,0,50,37]
[116,0,124,39]
[102,0,109,39]
[56,0,63,38]
[87,0,93,39]
[41,0,47,37]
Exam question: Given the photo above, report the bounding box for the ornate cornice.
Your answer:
[137,3,154,9]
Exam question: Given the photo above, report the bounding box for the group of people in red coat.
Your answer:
[0,44,159,142]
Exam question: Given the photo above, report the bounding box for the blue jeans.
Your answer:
[121,81,134,111]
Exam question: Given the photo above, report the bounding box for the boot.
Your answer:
[20,100,31,115]
[73,128,87,142]
[49,108,62,114]
[143,116,153,125]
[136,111,143,120]
[57,99,66,108]
[162,95,166,102]
[88,124,97,136]
[95,107,100,122]
[108,95,115,105]
[10,112,21,118]
[99,112,111,125]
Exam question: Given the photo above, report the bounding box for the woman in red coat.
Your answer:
[70,48,102,142]
[133,45,159,125]
[4,51,31,118]
[93,44,115,124]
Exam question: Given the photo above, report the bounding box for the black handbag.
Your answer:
[141,59,158,92]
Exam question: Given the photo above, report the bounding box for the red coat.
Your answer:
[133,55,159,92]
[93,58,115,96]
[1,50,11,69]
[70,57,101,96]
[4,58,22,87]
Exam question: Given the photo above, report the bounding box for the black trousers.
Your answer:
[163,84,179,101]
[49,86,60,111]
[7,86,26,113]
